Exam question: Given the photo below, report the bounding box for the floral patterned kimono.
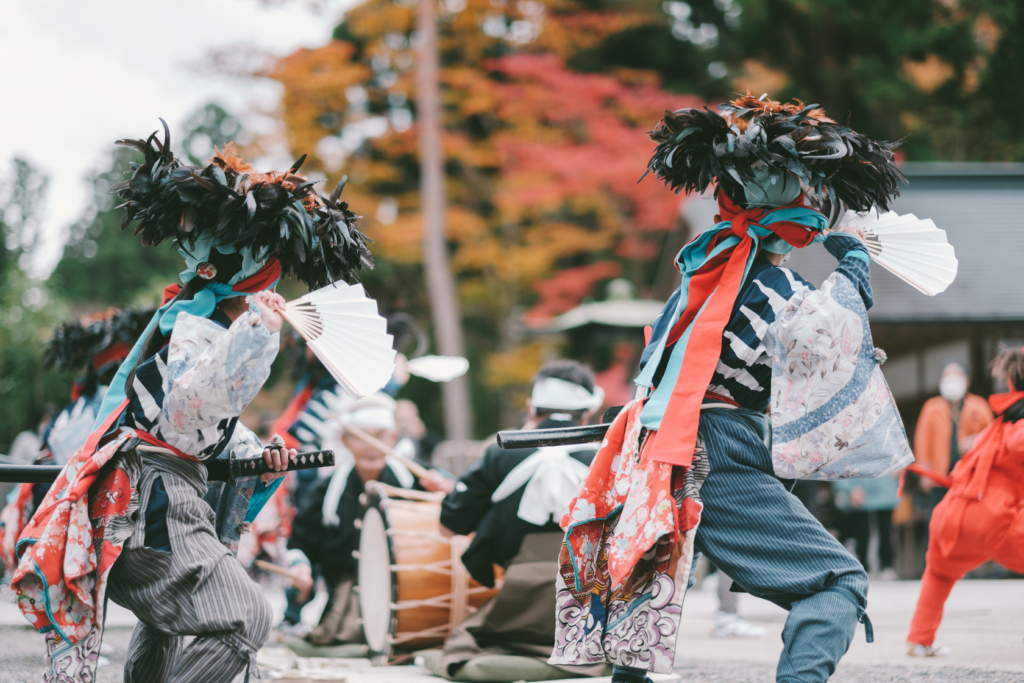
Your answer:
[12,305,279,681]
[550,267,912,674]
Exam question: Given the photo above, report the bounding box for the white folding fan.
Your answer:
[832,209,958,296]
[278,282,397,398]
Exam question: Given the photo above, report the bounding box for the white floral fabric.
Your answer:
[132,307,278,459]
[769,272,913,480]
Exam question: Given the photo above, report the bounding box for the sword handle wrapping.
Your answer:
[218,449,336,484]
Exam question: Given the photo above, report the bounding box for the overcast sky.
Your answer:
[0,0,343,276]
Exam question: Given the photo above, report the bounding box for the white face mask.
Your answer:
[939,374,968,402]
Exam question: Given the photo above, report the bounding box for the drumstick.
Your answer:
[369,481,446,503]
[254,559,301,581]
[343,423,433,480]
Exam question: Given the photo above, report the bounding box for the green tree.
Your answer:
[0,157,49,293]
[729,0,1022,160]
[0,159,71,451]
[584,0,1023,160]
[181,102,245,165]
[48,145,182,307]
[50,103,248,307]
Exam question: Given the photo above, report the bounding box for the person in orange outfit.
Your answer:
[913,362,994,513]
[907,347,1024,657]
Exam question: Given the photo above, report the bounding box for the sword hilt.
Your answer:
[218,449,335,485]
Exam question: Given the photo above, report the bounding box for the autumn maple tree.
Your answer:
[263,0,696,432]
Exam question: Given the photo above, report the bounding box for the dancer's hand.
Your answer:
[421,470,456,495]
[849,486,866,509]
[260,446,297,483]
[832,223,867,244]
[290,563,314,601]
[252,290,287,334]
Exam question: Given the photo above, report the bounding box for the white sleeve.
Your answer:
[162,305,279,434]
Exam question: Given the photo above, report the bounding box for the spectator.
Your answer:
[832,476,900,579]
[913,362,994,517]
[418,360,606,680]
[285,393,421,651]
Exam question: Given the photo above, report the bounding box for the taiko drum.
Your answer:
[357,482,502,659]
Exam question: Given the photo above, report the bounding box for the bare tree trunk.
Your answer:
[416,0,473,440]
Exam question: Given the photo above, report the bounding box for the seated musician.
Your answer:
[420,360,608,681]
[286,392,420,652]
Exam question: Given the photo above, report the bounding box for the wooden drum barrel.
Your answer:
[357,482,501,659]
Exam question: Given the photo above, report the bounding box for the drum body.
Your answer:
[358,484,500,658]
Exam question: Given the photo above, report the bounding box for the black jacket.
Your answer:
[440,417,596,587]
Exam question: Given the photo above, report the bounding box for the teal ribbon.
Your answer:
[245,476,284,523]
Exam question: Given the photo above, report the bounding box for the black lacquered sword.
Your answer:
[0,450,336,484]
[496,406,623,450]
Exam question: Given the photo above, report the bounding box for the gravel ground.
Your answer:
[0,625,133,683]
[1,625,1020,683]
[673,660,1024,683]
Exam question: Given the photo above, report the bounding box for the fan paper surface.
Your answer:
[284,283,397,397]
[838,209,958,296]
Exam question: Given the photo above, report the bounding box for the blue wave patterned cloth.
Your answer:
[769,271,912,480]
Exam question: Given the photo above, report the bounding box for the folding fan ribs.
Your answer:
[279,282,397,398]
[832,210,958,297]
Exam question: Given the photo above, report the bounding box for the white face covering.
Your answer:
[939,374,968,402]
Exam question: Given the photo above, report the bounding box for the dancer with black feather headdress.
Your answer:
[0,307,152,572]
[550,95,914,683]
[9,121,372,683]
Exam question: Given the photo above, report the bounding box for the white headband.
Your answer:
[531,377,604,412]
[343,407,396,431]
[342,393,397,430]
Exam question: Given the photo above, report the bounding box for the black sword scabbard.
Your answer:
[496,405,624,450]
[0,464,63,483]
[0,450,336,484]
[496,424,610,449]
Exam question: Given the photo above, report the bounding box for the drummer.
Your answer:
[286,392,421,651]
[421,360,608,680]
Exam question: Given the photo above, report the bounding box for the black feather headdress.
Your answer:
[643,95,906,212]
[111,120,372,290]
[45,307,156,372]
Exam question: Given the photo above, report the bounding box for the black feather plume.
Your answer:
[642,95,906,211]
[44,307,156,372]
[112,124,372,290]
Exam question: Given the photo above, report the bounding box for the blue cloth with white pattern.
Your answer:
[641,233,872,414]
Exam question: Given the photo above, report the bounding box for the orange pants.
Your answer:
[907,472,1024,646]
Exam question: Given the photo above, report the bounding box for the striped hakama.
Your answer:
[108,451,272,682]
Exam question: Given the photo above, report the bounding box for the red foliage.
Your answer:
[487,55,698,321]
[523,260,622,325]
[491,54,699,232]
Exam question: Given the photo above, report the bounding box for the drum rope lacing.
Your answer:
[391,583,501,611]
